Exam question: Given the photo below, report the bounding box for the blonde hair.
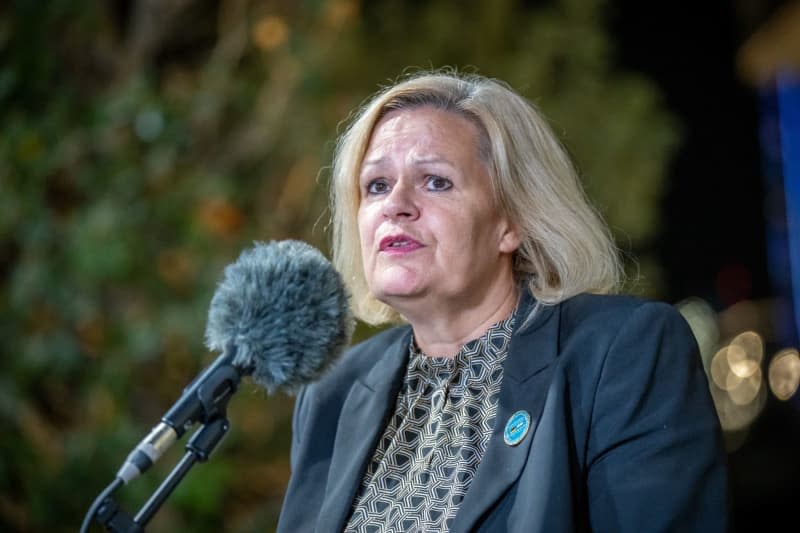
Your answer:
[331,70,623,325]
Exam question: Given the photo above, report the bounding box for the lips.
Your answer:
[379,234,423,253]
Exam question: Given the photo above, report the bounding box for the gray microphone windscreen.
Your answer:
[204,240,354,393]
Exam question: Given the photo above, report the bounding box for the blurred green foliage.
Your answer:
[0,0,677,531]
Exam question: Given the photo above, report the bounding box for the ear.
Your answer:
[498,219,522,254]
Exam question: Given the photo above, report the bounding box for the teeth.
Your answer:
[390,240,408,247]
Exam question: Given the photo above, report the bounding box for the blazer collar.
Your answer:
[315,326,412,532]
[451,291,561,533]
[316,292,562,532]
[504,290,560,380]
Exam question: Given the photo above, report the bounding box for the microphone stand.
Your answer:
[85,350,242,532]
[95,417,230,532]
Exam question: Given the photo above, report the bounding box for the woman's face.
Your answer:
[357,106,520,318]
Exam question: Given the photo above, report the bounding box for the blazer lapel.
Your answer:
[450,295,561,533]
[315,327,412,532]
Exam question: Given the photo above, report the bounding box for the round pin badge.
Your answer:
[504,410,531,446]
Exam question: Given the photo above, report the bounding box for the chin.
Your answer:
[373,286,417,302]
[370,280,425,304]
[369,270,425,299]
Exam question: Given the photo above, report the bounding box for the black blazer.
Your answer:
[277,292,729,532]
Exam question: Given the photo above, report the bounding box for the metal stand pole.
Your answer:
[93,417,230,532]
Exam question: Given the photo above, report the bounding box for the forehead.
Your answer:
[363,107,484,161]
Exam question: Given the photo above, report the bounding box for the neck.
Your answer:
[404,281,519,358]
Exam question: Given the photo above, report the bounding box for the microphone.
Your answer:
[116,240,354,484]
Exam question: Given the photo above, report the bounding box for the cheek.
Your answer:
[356,206,368,236]
[444,208,502,256]
[438,207,486,244]
[357,208,375,254]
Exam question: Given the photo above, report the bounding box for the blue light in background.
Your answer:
[777,71,800,350]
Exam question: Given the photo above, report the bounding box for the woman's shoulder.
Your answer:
[549,292,695,356]
[543,293,703,415]
[559,292,687,329]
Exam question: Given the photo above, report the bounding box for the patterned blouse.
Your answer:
[344,315,514,532]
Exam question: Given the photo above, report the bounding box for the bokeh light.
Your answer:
[711,346,740,391]
[676,297,720,370]
[253,16,290,51]
[727,331,764,378]
[728,367,762,406]
[711,372,768,434]
[702,326,770,440]
[768,348,800,400]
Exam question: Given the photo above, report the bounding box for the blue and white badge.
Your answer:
[503,410,531,446]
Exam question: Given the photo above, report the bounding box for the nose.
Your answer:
[382,180,419,221]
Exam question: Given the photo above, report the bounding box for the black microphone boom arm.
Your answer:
[116,347,242,485]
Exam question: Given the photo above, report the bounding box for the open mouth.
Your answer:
[380,235,422,252]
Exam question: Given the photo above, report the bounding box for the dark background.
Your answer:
[612,1,800,530]
[612,0,771,307]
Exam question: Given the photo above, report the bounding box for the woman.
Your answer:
[277,71,728,532]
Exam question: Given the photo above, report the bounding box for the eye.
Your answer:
[365,178,390,195]
[425,175,452,191]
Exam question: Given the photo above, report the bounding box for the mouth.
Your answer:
[379,234,423,253]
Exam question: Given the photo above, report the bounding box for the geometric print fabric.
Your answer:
[344,314,514,532]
